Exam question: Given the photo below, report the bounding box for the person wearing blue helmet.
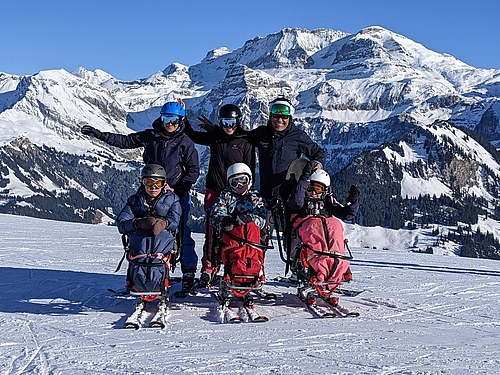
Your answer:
[81,100,200,295]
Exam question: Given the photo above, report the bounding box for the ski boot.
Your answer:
[197,272,212,289]
[174,271,197,298]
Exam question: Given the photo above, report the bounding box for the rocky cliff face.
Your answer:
[0,27,499,244]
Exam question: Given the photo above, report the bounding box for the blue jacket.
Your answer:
[247,120,326,199]
[116,187,182,257]
[102,118,200,198]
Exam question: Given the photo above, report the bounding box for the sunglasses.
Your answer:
[161,115,181,125]
[220,118,238,128]
[270,103,292,116]
[229,175,250,189]
[306,183,325,194]
[142,178,165,188]
[271,113,290,120]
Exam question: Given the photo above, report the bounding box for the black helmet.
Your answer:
[218,104,242,119]
[140,164,166,180]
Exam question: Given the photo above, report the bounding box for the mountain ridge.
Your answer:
[1,26,499,258]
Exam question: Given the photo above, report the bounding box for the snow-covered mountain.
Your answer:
[1,26,500,255]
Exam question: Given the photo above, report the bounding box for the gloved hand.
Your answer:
[81,125,108,141]
[197,114,214,130]
[133,216,157,230]
[346,185,360,204]
[233,213,252,226]
[220,216,234,232]
[300,160,322,181]
[175,182,192,199]
[152,218,169,236]
[266,197,281,212]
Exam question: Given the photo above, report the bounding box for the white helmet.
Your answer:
[309,169,330,188]
[227,162,252,181]
[269,98,295,116]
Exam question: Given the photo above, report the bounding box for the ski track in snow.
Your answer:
[1,214,500,374]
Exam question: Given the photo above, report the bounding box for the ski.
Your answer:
[173,288,198,298]
[274,277,364,297]
[305,299,359,318]
[242,296,269,322]
[123,299,147,329]
[222,305,243,323]
[108,287,130,296]
[148,300,169,328]
[329,304,360,318]
[254,289,277,301]
[244,305,269,322]
[305,301,337,318]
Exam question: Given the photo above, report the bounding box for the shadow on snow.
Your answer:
[0,266,127,315]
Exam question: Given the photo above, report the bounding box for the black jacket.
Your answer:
[247,120,326,199]
[287,180,359,221]
[184,119,255,193]
[102,118,199,198]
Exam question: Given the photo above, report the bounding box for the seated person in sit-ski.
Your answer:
[116,164,182,293]
[287,168,360,221]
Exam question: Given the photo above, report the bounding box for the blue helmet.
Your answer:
[160,102,185,117]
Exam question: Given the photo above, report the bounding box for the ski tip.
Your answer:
[122,322,140,330]
[251,316,269,323]
[148,322,166,329]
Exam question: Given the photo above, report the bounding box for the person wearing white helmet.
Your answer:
[183,104,256,288]
[210,162,268,237]
[209,163,268,283]
[286,167,360,281]
[288,168,360,221]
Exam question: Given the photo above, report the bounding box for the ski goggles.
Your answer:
[270,103,292,116]
[220,118,238,128]
[161,115,182,125]
[142,178,165,188]
[229,175,250,189]
[307,182,325,194]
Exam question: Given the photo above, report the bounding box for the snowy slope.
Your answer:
[2,214,500,374]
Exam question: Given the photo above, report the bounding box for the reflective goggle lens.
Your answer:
[161,115,181,125]
[142,178,165,188]
[306,183,325,194]
[220,118,238,128]
[270,103,291,116]
[229,175,250,188]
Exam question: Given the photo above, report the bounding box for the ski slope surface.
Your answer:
[1,214,500,374]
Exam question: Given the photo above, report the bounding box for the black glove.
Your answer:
[266,197,281,212]
[81,125,108,141]
[175,182,192,199]
[220,216,234,232]
[234,213,252,226]
[346,185,360,204]
[300,160,322,181]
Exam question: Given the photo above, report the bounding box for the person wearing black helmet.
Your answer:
[81,100,200,295]
[184,103,255,287]
[116,164,182,293]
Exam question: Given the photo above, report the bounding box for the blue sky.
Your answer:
[1,0,498,81]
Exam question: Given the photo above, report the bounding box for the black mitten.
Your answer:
[300,160,322,181]
[220,216,234,232]
[81,125,108,141]
[346,185,360,204]
[234,213,252,226]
